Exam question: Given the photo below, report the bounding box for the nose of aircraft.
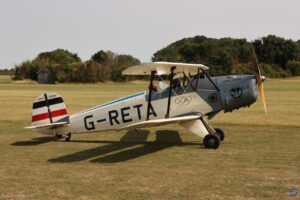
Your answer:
[218,75,258,112]
[249,75,258,102]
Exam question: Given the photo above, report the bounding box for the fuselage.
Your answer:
[57,74,258,136]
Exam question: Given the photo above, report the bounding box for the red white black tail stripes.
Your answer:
[32,108,68,122]
[31,92,69,126]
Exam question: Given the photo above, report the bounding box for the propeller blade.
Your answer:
[252,48,268,115]
[258,78,268,115]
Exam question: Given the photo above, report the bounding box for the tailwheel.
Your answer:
[203,134,220,149]
[65,133,72,142]
[214,128,225,142]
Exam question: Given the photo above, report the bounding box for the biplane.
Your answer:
[26,58,266,149]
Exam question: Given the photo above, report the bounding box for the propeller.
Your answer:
[252,49,267,115]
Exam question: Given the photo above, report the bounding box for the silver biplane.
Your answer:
[26,57,266,149]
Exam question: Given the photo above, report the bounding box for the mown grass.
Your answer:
[0,76,299,199]
[0,75,12,84]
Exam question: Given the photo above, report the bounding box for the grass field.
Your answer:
[0,75,299,199]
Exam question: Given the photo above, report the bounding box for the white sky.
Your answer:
[0,0,299,69]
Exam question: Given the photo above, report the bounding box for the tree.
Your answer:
[91,50,108,64]
[36,49,81,65]
[13,61,32,80]
[153,35,300,77]
[53,64,67,83]
[86,60,102,83]
[111,55,141,81]
[287,60,300,76]
[253,35,300,68]
[152,35,252,75]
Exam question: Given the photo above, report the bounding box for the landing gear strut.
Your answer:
[199,118,225,149]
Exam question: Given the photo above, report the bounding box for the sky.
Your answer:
[0,0,300,69]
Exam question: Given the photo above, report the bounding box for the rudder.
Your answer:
[31,92,69,127]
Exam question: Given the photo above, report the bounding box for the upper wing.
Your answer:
[118,115,201,131]
[122,62,209,76]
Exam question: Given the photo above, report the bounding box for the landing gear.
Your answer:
[203,134,220,149]
[198,118,225,149]
[65,133,72,142]
[214,128,225,142]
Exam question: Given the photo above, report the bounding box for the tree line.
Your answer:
[0,69,13,75]
[13,49,141,82]
[152,35,300,78]
[11,35,300,82]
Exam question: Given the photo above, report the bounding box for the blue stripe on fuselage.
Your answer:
[77,91,146,115]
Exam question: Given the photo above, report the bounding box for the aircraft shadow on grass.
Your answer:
[10,136,58,146]
[48,130,200,163]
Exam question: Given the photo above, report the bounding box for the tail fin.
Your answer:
[31,92,69,127]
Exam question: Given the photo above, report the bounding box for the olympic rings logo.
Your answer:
[174,95,192,106]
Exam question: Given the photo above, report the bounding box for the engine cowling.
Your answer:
[217,75,258,112]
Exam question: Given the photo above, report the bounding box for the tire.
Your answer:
[203,134,220,149]
[65,133,72,142]
[214,128,225,142]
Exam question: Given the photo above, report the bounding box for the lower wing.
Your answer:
[118,115,201,131]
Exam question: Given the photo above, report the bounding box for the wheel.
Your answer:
[214,128,225,142]
[203,134,220,149]
[65,133,72,142]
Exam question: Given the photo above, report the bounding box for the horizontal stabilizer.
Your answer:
[24,122,68,130]
[118,115,200,131]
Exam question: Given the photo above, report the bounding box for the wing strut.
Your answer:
[146,70,156,120]
[183,72,197,91]
[165,66,176,118]
[200,69,220,92]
